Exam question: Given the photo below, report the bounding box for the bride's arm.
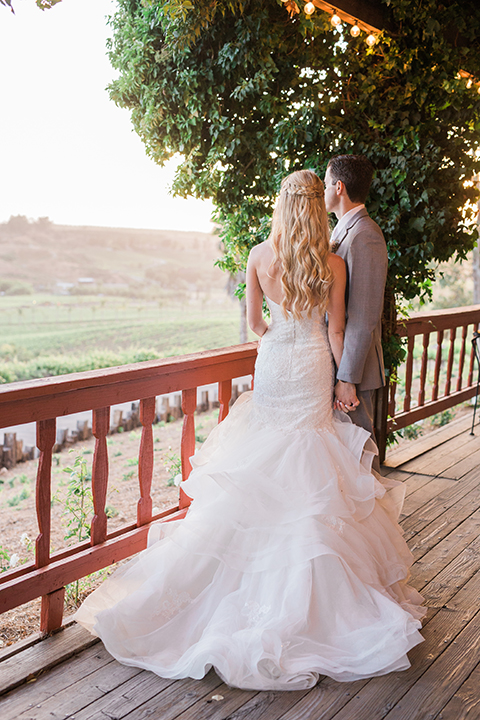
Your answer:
[246,247,269,338]
[327,254,346,370]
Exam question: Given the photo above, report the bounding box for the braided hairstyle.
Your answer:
[270,169,333,320]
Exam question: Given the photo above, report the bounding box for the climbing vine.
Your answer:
[107,0,480,368]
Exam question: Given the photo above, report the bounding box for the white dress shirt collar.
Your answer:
[330,204,365,244]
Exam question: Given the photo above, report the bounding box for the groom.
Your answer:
[324,155,388,468]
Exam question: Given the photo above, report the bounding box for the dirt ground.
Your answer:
[0,409,220,648]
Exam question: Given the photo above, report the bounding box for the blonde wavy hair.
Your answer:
[270,169,333,320]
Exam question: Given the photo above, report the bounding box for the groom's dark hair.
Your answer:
[327,155,374,203]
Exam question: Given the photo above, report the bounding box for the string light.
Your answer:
[304,2,315,15]
[350,23,360,38]
[366,34,377,47]
[331,13,341,27]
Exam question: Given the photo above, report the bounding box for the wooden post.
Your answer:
[180,388,196,510]
[218,380,232,422]
[36,418,61,634]
[374,384,389,465]
[137,397,155,526]
[91,407,110,546]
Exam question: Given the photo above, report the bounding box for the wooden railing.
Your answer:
[387,305,480,431]
[2,304,480,636]
[0,344,257,634]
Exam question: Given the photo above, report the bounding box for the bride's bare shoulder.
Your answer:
[327,252,345,272]
[249,241,274,265]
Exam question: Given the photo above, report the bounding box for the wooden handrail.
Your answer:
[2,304,480,634]
[0,343,257,633]
[388,305,480,432]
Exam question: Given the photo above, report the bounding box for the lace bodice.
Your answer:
[252,297,334,432]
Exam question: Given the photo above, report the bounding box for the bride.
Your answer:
[75,170,425,691]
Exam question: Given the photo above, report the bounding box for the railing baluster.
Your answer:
[418,333,430,406]
[388,379,397,420]
[218,379,232,422]
[35,419,56,568]
[468,322,479,386]
[36,418,65,633]
[432,330,444,401]
[137,397,155,526]
[444,328,456,396]
[180,388,196,510]
[403,336,415,412]
[456,325,468,392]
[91,407,110,546]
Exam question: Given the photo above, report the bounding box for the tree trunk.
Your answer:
[239,295,248,343]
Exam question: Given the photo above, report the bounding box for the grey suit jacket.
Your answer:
[334,208,388,391]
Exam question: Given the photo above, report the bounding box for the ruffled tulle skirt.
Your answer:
[74,392,425,690]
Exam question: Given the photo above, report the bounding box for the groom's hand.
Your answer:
[334,380,360,413]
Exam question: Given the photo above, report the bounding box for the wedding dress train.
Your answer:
[74,298,425,690]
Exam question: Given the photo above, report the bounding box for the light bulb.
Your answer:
[331,13,341,27]
[305,2,315,15]
[350,23,360,37]
[366,34,377,47]
[467,79,473,89]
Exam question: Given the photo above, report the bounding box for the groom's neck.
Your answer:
[335,198,364,220]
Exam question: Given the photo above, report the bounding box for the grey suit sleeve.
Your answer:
[336,229,388,386]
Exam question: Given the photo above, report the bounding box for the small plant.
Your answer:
[8,478,16,489]
[129,431,141,440]
[7,487,29,507]
[164,450,182,487]
[432,409,454,428]
[62,452,93,543]
[62,451,94,605]
[404,424,424,441]
[122,470,135,482]
[19,473,29,484]
[126,457,139,466]
[105,505,119,518]
[0,546,11,572]
[114,450,123,457]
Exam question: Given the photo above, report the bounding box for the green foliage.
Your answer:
[107,0,480,369]
[163,450,182,486]
[62,452,93,544]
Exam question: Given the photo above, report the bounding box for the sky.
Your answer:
[0,0,214,232]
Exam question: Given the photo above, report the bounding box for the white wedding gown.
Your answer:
[75,298,425,690]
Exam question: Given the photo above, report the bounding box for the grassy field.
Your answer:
[0,220,253,382]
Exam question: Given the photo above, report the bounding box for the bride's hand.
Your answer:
[334,380,359,413]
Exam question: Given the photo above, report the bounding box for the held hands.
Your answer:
[334,380,360,414]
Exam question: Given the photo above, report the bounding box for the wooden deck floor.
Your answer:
[1,414,480,720]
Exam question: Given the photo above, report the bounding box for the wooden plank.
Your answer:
[324,569,480,720]
[403,473,439,498]
[382,612,480,720]
[124,678,256,720]
[384,413,473,469]
[410,513,480,591]
[173,686,309,720]
[0,623,99,696]
[15,654,141,720]
[0,644,113,720]
[409,497,480,562]
[273,678,370,720]
[73,668,219,720]
[400,477,456,520]
[439,662,480,720]
[441,445,480,480]
[420,534,480,608]
[399,430,480,477]
[401,471,480,538]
